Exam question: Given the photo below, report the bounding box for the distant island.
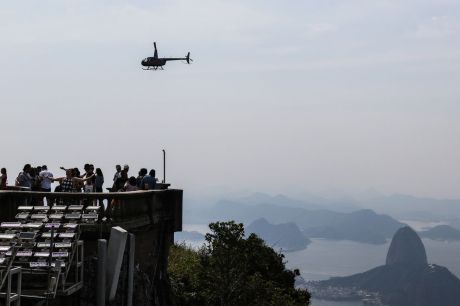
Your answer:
[307,226,460,306]
[247,218,311,252]
[419,224,460,241]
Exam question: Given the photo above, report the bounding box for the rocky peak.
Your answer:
[386,226,427,265]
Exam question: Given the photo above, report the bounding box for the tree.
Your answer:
[168,221,311,306]
[169,243,205,306]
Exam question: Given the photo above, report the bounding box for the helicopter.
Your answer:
[141,42,192,70]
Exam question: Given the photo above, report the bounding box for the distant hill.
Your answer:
[312,227,460,306]
[302,209,403,244]
[174,231,204,242]
[362,194,460,221]
[419,225,460,241]
[319,264,460,306]
[184,192,360,224]
[246,218,311,252]
[237,192,358,212]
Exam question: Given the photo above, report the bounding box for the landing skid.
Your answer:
[142,66,164,71]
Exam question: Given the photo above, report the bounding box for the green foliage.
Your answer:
[169,243,206,306]
[168,221,311,306]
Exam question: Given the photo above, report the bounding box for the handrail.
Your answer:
[0,189,174,199]
[2,186,31,191]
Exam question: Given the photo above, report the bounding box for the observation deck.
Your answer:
[0,188,183,306]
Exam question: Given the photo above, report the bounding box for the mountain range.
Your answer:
[356,194,460,222]
[185,192,460,244]
[186,191,460,223]
[186,195,404,244]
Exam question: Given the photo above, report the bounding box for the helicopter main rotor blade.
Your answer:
[153,42,158,58]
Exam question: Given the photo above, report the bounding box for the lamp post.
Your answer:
[162,149,166,184]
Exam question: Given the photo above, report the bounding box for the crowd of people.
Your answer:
[0,163,158,193]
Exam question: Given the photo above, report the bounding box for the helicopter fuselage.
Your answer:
[142,57,167,67]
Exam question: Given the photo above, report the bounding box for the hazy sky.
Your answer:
[1,0,459,198]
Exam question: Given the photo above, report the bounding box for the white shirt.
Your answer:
[39,170,53,190]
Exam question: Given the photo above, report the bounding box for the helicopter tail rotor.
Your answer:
[186,52,193,64]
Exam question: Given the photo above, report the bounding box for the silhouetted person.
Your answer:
[123,164,130,176]
[141,169,156,190]
[136,168,148,188]
[125,176,139,192]
[113,169,128,192]
[83,164,95,193]
[73,168,83,192]
[39,165,53,192]
[95,168,104,192]
[0,168,7,190]
[113,165,121,183]
[16,164,32,188]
